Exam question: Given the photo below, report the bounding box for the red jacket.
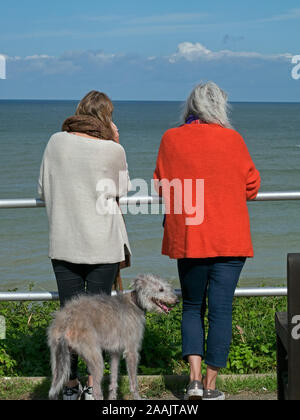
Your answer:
[153,123,261,259]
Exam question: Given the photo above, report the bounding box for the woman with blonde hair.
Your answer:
[154,82,260,400]
[38,90,131,400]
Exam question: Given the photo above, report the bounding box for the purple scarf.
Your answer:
[185,115,199,124]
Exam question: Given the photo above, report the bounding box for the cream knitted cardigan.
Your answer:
[38,132,131,264]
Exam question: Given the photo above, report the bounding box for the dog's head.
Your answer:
[130,273,179,314]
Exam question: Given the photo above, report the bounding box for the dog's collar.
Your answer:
[130,291,145,312]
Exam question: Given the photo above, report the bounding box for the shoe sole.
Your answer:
[202,394,225,401]
[184,390,204,400]
[63,394,82,400]
[187,395,203,400]
[84,395,95,400]
[63,389,83,400]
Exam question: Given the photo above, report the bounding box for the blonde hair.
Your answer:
[182,82,232,128]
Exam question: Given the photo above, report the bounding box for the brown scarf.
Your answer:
[62,114,114,140]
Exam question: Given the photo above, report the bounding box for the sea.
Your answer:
[0,100,300,292]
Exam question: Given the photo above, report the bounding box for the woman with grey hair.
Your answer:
[182,82,232,128]
[154,82,260,400]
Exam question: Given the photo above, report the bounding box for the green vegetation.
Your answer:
[0,290,286,378]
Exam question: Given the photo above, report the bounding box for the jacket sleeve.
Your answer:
[239,134,261,200]
[37,157,45,201]
[153,133,168,197]
[117,147,132,198]
[153,166,162,196]
[246,163,261,200]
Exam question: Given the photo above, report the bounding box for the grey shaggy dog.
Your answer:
[48,273,178,400]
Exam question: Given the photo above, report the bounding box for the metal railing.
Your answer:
[1,191,300,209]
[0,190,299,301]
[0,287,288,302]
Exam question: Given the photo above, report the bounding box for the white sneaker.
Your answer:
[184,380,204,400]
[62,382,83,400]
[83,386,95,400]
[202,389,225,400]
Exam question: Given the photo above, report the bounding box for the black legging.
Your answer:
[51,258,120,381]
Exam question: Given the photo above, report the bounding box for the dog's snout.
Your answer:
[170,295,180,305]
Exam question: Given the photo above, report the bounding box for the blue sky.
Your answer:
[0,0,300,101]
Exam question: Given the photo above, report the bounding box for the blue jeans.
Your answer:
[177,257,246,368]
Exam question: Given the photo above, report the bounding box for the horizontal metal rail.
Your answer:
[0,287,287,301]
[0,197,162,208]
[1,191,300,209]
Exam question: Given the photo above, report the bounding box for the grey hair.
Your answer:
[182,82,232,129]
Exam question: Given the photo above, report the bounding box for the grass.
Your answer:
[216,374,277,395]
[0,374,277,400]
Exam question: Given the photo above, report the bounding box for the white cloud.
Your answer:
[5,49,130,78]
[168,42,212,63]
[24,54,54,61]
[60,50,117,63]
[4,42,294,81]
[168,42,293,63]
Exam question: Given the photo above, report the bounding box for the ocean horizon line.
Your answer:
[0,99,300,104]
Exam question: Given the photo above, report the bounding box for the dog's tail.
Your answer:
[48,335,71,400]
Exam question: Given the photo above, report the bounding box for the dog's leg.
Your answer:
[108,352,121,400]
[124,349,141,400]
[84,349,104,400]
